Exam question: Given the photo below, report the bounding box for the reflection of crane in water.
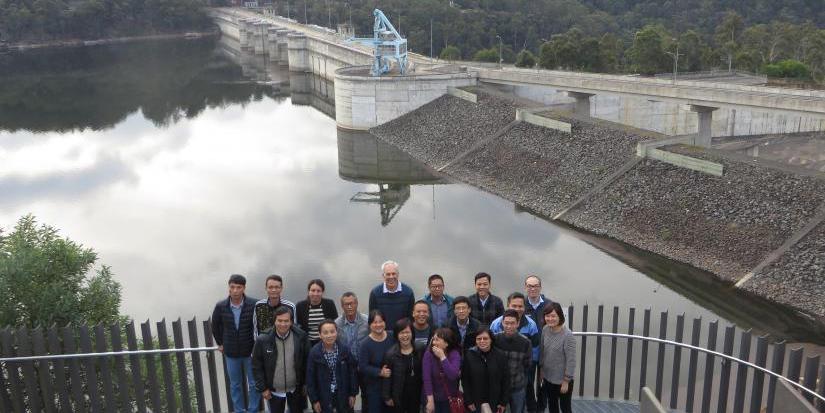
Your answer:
[338,129,444,226]
[350,184,411,227]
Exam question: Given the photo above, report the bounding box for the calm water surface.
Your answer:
[1,37,822,344]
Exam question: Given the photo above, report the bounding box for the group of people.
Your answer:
[211,261,576,413]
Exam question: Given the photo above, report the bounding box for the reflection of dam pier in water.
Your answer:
[338,128,446,226]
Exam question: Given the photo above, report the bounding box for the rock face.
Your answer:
[445,117,655,217]
[564,148,825,282]
[744,222,825,317]
[370,88,825,319]
[370,91,520,167]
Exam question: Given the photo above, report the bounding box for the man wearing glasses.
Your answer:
[423,274,454,328]
[524,275,553,413]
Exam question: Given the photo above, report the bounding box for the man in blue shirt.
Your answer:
[524,275,553,413]
[335,291,369,413]
[423,274,454,327]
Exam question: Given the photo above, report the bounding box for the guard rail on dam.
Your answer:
[209,7,825,135]
[2,306,824,412]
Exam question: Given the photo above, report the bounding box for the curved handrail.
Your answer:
[573,331,825,404]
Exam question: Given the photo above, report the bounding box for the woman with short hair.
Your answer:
[539,303,576,413]
[461,327,509,413]
[359,310,395,413]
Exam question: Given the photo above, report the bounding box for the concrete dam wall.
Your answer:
[370,88,825,322]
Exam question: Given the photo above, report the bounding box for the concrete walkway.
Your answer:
[572,399,641,413]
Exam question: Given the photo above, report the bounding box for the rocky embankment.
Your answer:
[371,91,520,167]
[444,116,656,216]
[564,145,825,282]
[369,88,825,319]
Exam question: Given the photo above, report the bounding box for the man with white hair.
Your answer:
[367,260,415,332]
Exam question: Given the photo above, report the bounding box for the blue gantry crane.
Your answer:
[348,9,408,76]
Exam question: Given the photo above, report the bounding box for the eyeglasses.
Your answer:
[429,284,444,289]
[525,284,541,289]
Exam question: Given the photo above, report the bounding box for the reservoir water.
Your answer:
[1,37,822,346]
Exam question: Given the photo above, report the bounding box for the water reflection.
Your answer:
[338,129,445,226]
[0,36,284,132]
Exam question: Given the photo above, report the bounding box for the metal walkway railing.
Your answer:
[1,305,823,412]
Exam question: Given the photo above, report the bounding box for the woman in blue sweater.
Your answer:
[359,310,395,413]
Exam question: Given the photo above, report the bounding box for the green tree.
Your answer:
[715,10,744,71]
[0,215,123,327]
[678,30,704,72]
[597,32,623,73]
[515,49,536,67]
[439,45,461,61]
[473,47,499,62]
[764,59,811,79]
[628,25,668,75]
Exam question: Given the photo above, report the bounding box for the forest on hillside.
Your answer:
[269,0,825,81]
[2,0,825,81]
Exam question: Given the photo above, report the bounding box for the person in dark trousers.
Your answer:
[252,306,310,413]
[524,275,552,413]
[296,279,339,347]
[382,318,425,413]
[359,310,395,413]
[369,260,415,332]
[335,292,370,413]
[539,303,575,413]
[467,272,504,327]
[211,274,260,413]
[447,296,481,353]
[461,327,510,413]
[253,274,297,337]
[307,320,359,413]
[494,310,531,413]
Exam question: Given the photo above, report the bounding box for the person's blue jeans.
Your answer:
[509,388,526,413]
[434,400,450,413]
[226,355,261,412]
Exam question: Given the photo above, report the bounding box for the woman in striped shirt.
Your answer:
[296,279,339,347]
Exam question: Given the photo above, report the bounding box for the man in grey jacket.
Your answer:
[335,291,369,413]
[251,306,310,413]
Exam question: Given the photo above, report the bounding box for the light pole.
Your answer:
[430,18,433,61]
[664,38,682,83]
[496,35,502,69]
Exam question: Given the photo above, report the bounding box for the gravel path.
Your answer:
[563,146,825,282]
[444,117,653,216]
[370,90,520,167]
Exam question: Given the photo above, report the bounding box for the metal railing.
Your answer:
[1,305,824,412]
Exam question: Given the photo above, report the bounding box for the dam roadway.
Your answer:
[210,7,825,134]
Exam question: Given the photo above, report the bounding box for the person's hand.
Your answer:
[560,380,569,394]
[431,345,446,360]
[262,389,272,400]
[386,399,395,407]
[467,403,476,411]
[217,345,224,353]
[349,396,356,408]
[313,402,321,413]
[426,399,435,413]
[496,405,506,413]
[380,365,392,378]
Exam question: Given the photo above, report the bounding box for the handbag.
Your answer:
[439,370,465,413]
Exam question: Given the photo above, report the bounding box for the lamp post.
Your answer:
[665,38,682,83]
[496,35,502,69]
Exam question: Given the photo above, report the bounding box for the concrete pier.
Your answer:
[687,104,719,146]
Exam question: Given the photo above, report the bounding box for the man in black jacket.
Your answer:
[211,274,260,413]
[252,306,311,413]
[447,296,481,352]
[467,272,504,327]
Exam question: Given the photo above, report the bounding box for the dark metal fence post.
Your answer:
[61,326,86,413]
[31,327,56,413]
[654,311,668,400]
[749,335,768,413]
[141,320,163,412]
[125,321,148,413]
[172,318,194,413]
[46,327,71,412]
[765,341,785,413]
[78,325,103,412]
[623,307,635,401]
[609,306,618,399]
[188,318,208,413]
[639,309,651,397]
[594,305,603,398]
[670,314,685,409]
[716,325,736,413]
[732,330,752,413]
[109,323,131,412]
[700,321,718,413]
[802,356,821,403]
[203,319,223,411]
[685,317,701,413]
[156,319,178,411]
[94,324,116,412]
[579,304,588,398]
